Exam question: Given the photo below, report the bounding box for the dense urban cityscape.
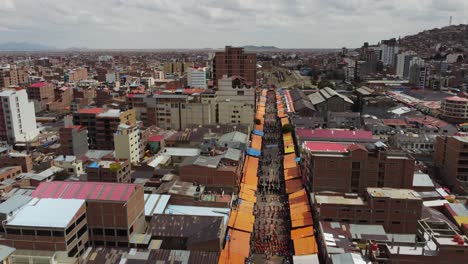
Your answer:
[1,2,468,263]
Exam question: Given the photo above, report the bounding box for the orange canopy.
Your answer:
[284,167,300,181]
[251,134,262,150]
[285,178,303,194]
[283,154,297,169]
[292,217,314,228]
[227,210,255,233]
[254,123,264,131]
[218,251,246,264]
[219,229,251,263]
[291,226,314,240]
[242,156,259,190]
[293,236,318,255]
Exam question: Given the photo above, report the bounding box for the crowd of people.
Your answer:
[250,90,292,263]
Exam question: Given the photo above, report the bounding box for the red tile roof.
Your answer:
[29,82,48,88]
[382,119,408,126]
[297,129,373,140]
[32,181,139,202]
[77,108,105,114]
[303,142,348,153]
[148,135,164,142]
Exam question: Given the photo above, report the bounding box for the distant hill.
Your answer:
[0,42,55,51]
[242,45,280,51]
[398,24,468,57]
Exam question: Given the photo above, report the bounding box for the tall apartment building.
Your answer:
[95,109,136,150]
[73,108,136,150]
[0,64,28,88]
[379,38,399,66]
[216,75,255,126]
[114,124,141,164]
[187,67,208,88]
[26,82,55,111]
[59,126,89,157]
[0,89,39,143]
[396,51,417,79]
[301,142,415,193]
[213,46,256,86]
[144,94,212,130]
[440,96,468,123]
[409,62,430,89]
[313,187,423,233]
[435,135,468,194]
[32,182,146,247]
[65,68,88,83]
[2,198,89,257]
[163,62,194,77]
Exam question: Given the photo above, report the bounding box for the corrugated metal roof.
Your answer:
[0,194,32,215]
[144,194,170,217]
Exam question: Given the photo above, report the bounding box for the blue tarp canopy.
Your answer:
[252,129,264,137]
[295,157,301,162]
[246,148,261,157]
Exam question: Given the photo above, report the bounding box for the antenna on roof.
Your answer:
[449,16,452,26]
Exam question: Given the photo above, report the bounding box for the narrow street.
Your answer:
[251,89,293,263]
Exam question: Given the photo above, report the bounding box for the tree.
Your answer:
[282,124,295,133]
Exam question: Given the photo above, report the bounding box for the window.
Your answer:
[7,229,20,235]
[22,229,35,236]
[66,223,76,235]
[392,221,401,224]
[105,229,115,236]
[92,228,103,236]
[237,91,244,96]
[77,225,87,237]
[53,231,64,237]
[37,230,51,236]
[116,229,128,236]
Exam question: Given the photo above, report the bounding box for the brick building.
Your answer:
[65,68,88,83]
[26,82,55,111]
[2,198,89,257]
[0,65,28,88]
[313,187,423,233]
[213,46,256,86]
[86,160,132,183]
[301,142,415,193]
[72,108,105,149]
[32,182,146,247]
[59,125,89,157]
[0,153,33,173]
[435,135,468,194]
[95,109,136,150]
[0,166,22,181]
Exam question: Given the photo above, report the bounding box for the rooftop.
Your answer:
[98,109,121,118]
[303,142,349,153]
[32,181,139,202]
[314,193,366,206]
[367,187,421,200]
[6,198,84,228]
[297,129,374,141]
[29,82,48,88]
[77,108,105,115]
[144,194,170,217]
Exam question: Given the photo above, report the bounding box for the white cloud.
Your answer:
[0,0,466,48]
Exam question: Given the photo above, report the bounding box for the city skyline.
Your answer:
[0,0,467,49]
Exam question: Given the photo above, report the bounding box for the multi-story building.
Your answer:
[212,46,256,86]
[0,64,28,88]
[0,152,33,173]
[440,96,468,123]
[86,159,131,183]
[380,38,399,66]
[26,82,55,111]
[435,135,468,194]
[95,109,136,150]
[216,75,255,126]
[314,187,422,233]
[73,108,105,149]
[187,67,208,88]
[144,94,212,130]
[2,198,89,257]
[163,62,194,77]
[114,124,141,164]
[53,155,84,176]
[59,125,89,157]
[32,182,146,247]
[0,89,39,144]
[73,108,136,150]
[301,141,415,193]
[0,166,21,181]
[396,51,417,79]
[65,68,88,83]
[409,60,429,89]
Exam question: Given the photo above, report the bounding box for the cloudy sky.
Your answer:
[0,0,467,49]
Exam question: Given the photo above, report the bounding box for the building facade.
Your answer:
[59,125,89,157]
[216,76,255,126]
[301,142,415,193]
[213,46,256,86]
[440,96,468,123]
[435,135,468,194]
[0,89,39,144]
[187,67,208,88]
[114,124,141,164]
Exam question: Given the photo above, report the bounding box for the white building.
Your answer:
[114,124,141,164]
[187,67,207,88]
[0,89,39,144]
[105,72,117,83]
[216,75,255,126]
[53,155,84,176]
[396,51,417,79]
[380,39,399,66]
